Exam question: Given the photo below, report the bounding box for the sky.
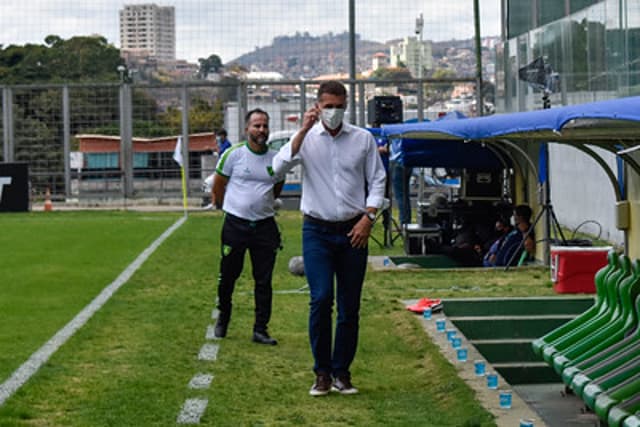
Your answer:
[0,0,501,63]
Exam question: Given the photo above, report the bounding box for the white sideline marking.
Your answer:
[205,325,220,340]
[176,398,208,424]
[198,343,219,361]
[188,373,213,390]
[211,308,219,319]
[0,215,187,407]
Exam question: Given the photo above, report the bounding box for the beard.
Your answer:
[252,133,268,146]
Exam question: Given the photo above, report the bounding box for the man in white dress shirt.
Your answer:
[272,81,386,396]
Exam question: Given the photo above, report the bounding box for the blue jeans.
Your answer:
[302,220,367,377]
[391,163,412,224]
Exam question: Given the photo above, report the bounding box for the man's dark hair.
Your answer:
[245,108,269,125]
[514,204,533,222]
[217,128,227,137]
[317,80,347,100]
[496,214,511,227]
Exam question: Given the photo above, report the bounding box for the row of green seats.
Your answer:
[532,252,640,427]
[621,412,640,427]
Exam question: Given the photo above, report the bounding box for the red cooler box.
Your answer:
[550,246,612,294]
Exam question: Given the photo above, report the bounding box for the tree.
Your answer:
[158,97,224,135]
[198,54,223,79]
[482,80,495,104]
[44,35,63,48]
[0,35,123,84]
[370,66,412,81]
[370,66,414,93]
[1,36,137,192]
[425,68,457,104]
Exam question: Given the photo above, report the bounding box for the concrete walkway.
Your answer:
[412,302,601,427]
[417,309,546,427]
[514,383,599,427]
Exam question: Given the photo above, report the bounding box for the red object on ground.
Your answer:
[406,298,443,313]
[550,246,611,294]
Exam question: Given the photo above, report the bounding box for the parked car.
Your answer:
[267,130,301,196]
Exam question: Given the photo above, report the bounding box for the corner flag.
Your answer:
[173,136,184,167]
[173,136,188,214]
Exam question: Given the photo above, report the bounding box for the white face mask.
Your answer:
[321,108,345,130]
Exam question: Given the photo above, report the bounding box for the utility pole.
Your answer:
[415,12,424,122]
[473,0,484,116]
[348,0,356,124]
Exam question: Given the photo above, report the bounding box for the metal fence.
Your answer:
[1,78,474,205]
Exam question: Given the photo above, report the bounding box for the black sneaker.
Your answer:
[309,373,332,396]
[214,320,228,338]
[332,375,359,395]
[252,330,277,345]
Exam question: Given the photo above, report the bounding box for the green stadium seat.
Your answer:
[567,260,640,396]
[552,257,640,375]
[595,376,640,424]
[541,254,627,364]
[531,251,616,357]
[622,413,640,427]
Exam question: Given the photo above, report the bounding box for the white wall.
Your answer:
[548,143,624,245]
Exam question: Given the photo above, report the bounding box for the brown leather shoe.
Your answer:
[309,373,332,396]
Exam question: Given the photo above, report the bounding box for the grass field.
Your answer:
[0,210,555,426]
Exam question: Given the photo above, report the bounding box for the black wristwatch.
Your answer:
[365,212,376,224]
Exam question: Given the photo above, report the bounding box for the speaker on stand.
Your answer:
[368,96,403,247]
[368,96,403,126]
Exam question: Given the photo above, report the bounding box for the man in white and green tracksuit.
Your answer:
[211,108,285,345]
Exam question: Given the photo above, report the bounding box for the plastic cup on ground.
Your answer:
[474,360,486,376]
[446,329,457,341]
[436,318,446,332]
[423,307,432,319]
[451,337,462,349]
[456,347,468,362]
[499,390,512,409]
[487,372,498,389]
[519,419,534,427]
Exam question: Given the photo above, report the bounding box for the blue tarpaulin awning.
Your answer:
[379,95,640,197]
[381,96,640,147]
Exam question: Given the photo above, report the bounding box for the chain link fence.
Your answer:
[1,78,473,205]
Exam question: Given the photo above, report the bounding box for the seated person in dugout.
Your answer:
[441,222,486,267]
[493,204,535,267]
[480,216,514,267]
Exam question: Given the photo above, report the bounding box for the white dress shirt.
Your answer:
[272,121,386,221]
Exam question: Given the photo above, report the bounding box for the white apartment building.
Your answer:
[389,37,433,78]
[120,4,175,62]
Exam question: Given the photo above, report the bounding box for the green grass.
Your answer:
[0,210,555,426]
[0,211,180,381]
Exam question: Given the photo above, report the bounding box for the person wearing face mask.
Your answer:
[216,128,232,157]
[211,109,285,345]
[481,216,514,267]
[272,81,386,396]
[494,204,534,266]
